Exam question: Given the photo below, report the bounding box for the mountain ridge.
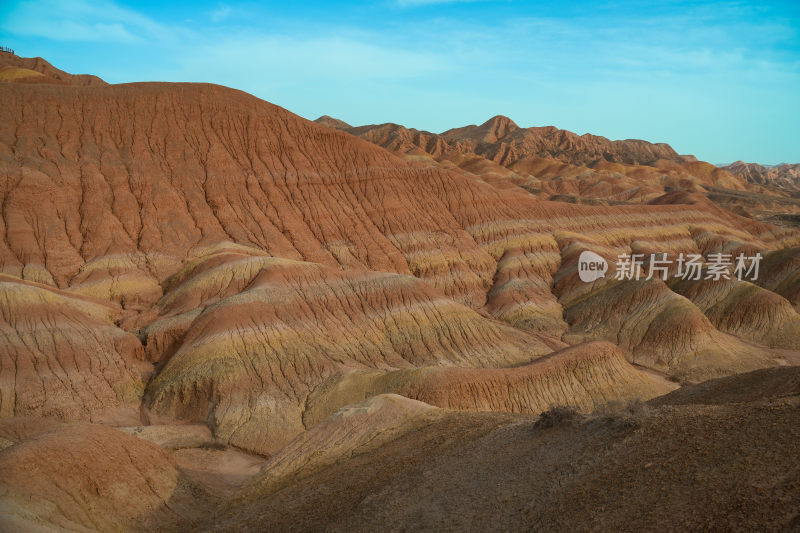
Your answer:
[315,113,686,167]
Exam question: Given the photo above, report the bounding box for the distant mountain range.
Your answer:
[721,161,800,192]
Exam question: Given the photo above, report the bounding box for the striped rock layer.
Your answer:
[0,69,798,456]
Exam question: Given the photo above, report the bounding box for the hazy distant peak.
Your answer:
[314,115,352,130]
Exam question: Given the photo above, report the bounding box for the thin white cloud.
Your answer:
[1,0,447,83]
[210,4,232,23]
[1,0,173,42]
[181,35,448,85]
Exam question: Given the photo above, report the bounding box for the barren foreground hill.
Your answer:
[0,54,799,531]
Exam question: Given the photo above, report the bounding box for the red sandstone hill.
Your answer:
[0,55,799,531]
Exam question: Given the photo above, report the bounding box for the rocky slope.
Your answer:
[211,366,800,532]
[723,160,800,193]
[330,115,683,167]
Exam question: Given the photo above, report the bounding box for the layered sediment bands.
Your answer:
[511,157,669,202]
[66,253,167,310]
[464,205,795,266]
[139,243,285,362]
[482,231,567,335]
[0,421,213,532]
[551,230,791,380]
[1,73,799,440]
[648,189,782,243]
[757,246,800,309]
[303,341,676,424]
[0,82,504,307]
[470,212,795,380]
[144,257,556,455]
[3,81,796,312]
[2,55,800,533]
[551,236,779,381]
[669,277,800,349]
[383,341,677,412]
[463,205,797,343]
[559,275,778,382]
[0,275,146,422]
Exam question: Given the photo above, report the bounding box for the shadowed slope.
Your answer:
[552,240,782,382]
[757,246,800,309]
[239,394,440,495]
[650,365,800,406]
[210,367,800,533]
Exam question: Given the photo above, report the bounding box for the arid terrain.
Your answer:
[0,52,799,532]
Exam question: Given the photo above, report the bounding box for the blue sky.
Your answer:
[1,0,798,164]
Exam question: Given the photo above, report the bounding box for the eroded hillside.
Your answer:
[0,54,798,532]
